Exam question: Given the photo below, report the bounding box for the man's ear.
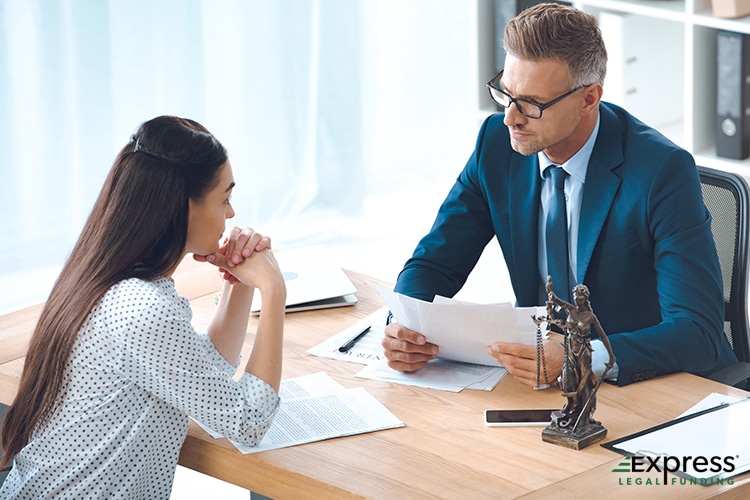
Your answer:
[582,83,603,112]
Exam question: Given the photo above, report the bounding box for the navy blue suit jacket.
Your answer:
[394,103,737,385]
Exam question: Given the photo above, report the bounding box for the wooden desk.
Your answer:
[2,257,750,499]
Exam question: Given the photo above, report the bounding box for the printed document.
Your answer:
[194,372,403,454]
[306,306,389,365]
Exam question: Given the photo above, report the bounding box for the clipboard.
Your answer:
[602,397,750,482]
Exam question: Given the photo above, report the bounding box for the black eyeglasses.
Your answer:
[486,70,589,119]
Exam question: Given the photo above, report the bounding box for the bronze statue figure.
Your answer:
[533,276,616,449]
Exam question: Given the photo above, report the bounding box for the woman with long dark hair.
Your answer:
[0,116,286,498]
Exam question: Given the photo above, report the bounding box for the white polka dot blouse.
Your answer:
[0,277,279,499]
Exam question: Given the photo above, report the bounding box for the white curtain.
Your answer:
[0,0,479,313]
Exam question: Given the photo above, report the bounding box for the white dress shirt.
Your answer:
[534,115,617,380]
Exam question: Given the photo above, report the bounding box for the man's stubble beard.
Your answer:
[509,134,544,157]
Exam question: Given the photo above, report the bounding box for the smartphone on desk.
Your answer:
[484,409,555,427]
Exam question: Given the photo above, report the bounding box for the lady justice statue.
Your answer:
[532,277,616,450]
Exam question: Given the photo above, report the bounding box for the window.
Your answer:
[0,0,479,314]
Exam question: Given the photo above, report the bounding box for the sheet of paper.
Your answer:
[277,370,347,399]
[195,371,346,440]
[678,392,740,418]
[605,395,750,480]
[231,387,404,454]
[306,306,388,364]
[377,286,543,366]
[194,372,404,453]
[356,358,507,392]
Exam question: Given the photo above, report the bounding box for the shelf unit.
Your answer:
[578,0,750,174]
[474,0,750,176]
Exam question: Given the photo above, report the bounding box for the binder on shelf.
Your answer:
[716,30,750,160]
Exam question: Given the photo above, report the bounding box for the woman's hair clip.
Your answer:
[130,134,149,154]
[129,134,171,162]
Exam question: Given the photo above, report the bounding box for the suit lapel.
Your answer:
[576,106,624,284]
[509,153,542,305]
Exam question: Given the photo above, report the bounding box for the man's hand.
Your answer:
[382,322,439,372]
[486,340,564,388]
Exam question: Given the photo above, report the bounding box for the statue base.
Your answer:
[541,410,607,450]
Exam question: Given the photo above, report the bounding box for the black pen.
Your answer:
[338,325,372,353]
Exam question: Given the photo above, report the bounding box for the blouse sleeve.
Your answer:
[196,332,239,375]
[106,287,279,446]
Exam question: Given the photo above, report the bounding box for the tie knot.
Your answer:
[546,166,567,190]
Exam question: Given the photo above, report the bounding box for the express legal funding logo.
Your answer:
[611,455,737,487]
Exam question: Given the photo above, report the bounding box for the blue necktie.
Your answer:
[545,166,571,302]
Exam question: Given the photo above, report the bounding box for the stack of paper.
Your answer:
[307,306,508,392]
[377,286,543,366]
[356,358,507,392]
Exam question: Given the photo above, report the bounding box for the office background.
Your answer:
[5,0,750,497]
[0,2,512,494]
[0,0,516,318]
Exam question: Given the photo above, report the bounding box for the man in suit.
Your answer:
[382,3,737,386]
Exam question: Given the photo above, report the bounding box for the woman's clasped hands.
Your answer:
[194,226,284,294]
